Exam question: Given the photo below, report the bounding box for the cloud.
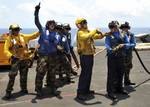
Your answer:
[0,0,150,28]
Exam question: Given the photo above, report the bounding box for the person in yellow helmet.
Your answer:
[3,24,40,99]
[75,18,104,100]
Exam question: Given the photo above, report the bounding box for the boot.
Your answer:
[51,87,59,96]
[4,91,12,99]
[125,82,136,86]
[107,93,117,101]
[76,94,88,101]
[87,90,95,95]
[20,89,28,94]
[36,90,43,97]
[118,90,128,95]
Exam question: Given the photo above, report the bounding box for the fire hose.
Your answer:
[134,48,150,75]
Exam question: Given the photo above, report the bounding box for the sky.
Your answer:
[0,0,150,29]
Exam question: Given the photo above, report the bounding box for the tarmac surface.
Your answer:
[0,47,150,107]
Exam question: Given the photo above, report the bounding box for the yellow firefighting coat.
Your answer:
[4,32,40,60]
[77,29,103,55]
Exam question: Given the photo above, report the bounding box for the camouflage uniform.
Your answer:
[124,49,133,84]
[35,55,48,92]
[3,31,40,99]
[58,53,72,79]
[35,54,60,92]
[6,59,29,93]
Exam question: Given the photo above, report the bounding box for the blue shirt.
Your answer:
[34,9,58,55]
[125,32,136,49]
[105,31,130,56]
[38,30,58,55]
[56,33,70,54]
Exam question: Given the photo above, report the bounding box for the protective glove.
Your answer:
[57,45,64,52]
[35,2,40,11]
[96,28,102,34]
[104,32,112,36]
[11,55,19,62]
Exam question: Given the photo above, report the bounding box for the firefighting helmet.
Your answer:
[120,22,131,29]
[108,21,120,29]
[9,24,22,30]
[75,18,87,25]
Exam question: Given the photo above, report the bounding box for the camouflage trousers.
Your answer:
[46,53,72,84]
[60,54,72,78]
[124,55,133,83]
[6,59,29,92]
[57,54,72,78]
[35,54,60,91]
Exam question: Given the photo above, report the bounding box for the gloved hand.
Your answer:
[57,45,64,52]
[104,32,112,36]
[11,55,19,62]
[118,44,125,48]
[112,44,124,53]
[35,2,41,11]
[96,28,102,34]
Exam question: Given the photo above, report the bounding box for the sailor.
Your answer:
[34,3,59,97]
[105,21,129,100]
[75,18,104,100]
[4,24,40,99]
[120,22,136,86]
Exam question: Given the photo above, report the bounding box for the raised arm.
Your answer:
[34,3,43,32]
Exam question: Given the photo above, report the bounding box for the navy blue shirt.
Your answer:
[105,31,131,56]
[34,9,58,55]
[56,33,70,54]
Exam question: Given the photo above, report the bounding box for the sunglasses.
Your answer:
[109,25,116,29]
[12,28,20,32]
[81,20,87,24]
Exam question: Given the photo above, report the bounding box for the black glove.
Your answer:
[11,55,19,62]
[96,28,101,34]
[35,2,41,11]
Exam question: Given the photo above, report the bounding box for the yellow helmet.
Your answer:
[9,24,22,30]
[75,18,87,25]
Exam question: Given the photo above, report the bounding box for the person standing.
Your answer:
[105,21,129,100]
[75,18,104,100]
[63,24,79,76]
[4,24,40,99]
[34,3,59,97]
[55,24,72,82]
[120,22,136,86]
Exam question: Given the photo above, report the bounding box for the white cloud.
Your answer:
[16,2,35,13]
[0,0,150,28]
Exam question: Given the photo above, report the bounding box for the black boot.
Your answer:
[4,91,12,99]
[36,90,43,97]
[125,82,136,86]
[107,93,117,100]
[87,90,95,95]
[51,87,59,96]
[118,89,128,95]
[76,94,88,101]
[20,89,28,94]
